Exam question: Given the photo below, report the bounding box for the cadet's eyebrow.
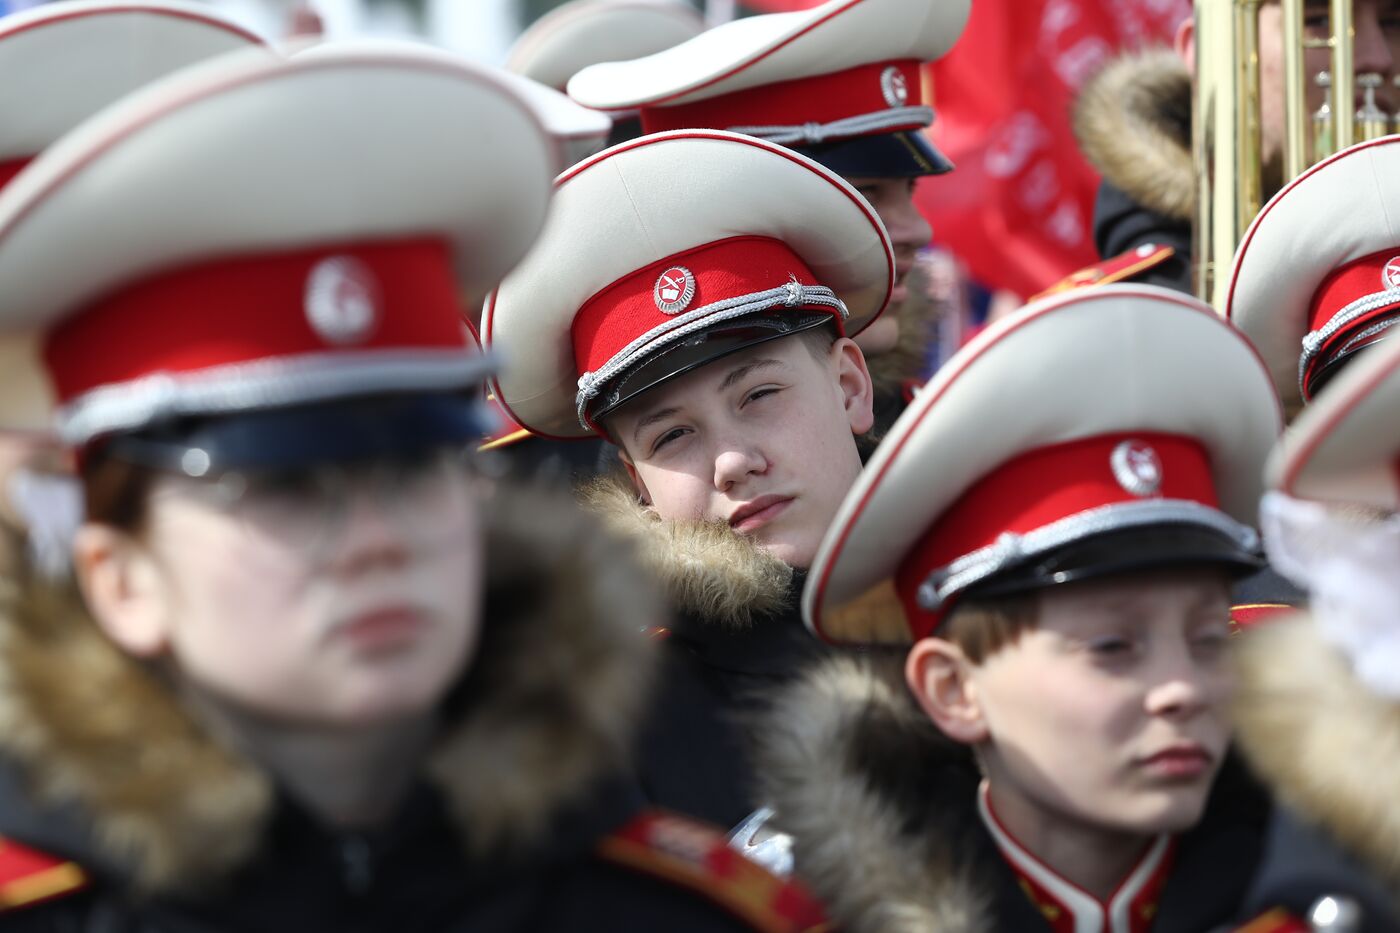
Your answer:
[632,407,680,446]
[718,358,783,393]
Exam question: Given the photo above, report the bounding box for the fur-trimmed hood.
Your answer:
[755,654,989,933]
[1074,49,1193,222]
[0,484,663,896]
[1233,614,1400,889]
[578,471,793,629]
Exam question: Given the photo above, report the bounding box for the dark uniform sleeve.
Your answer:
[1237,808,1400,933]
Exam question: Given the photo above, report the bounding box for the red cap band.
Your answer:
[570,235,840,380]
[894,432,1218,638]
[1304,247,1400,394]
[640,60,924,137]
[0,156,32,192]
[45,237,469,407]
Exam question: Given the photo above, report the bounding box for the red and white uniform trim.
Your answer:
[978,784,1176,933]
[638,59,932,147]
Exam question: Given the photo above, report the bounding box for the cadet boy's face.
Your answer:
[607,334,875,569]
[910,569,1234,841]
[78,453,485,725]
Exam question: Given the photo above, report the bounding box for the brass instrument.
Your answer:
[1193,0,1395,309]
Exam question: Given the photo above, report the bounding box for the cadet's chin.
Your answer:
[1115,784,1214,836]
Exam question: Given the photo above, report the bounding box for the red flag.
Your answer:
[740,0,1191,298]
[920,0,1190,297]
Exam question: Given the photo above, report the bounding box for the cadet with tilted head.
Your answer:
[484,129,893,840]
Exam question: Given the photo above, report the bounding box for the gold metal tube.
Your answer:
[1357,73,1390,140]
[1282,0,1308,179]
[1332,0,1355,150]
[1193,0,1263,310]
[1236,0,1263,234]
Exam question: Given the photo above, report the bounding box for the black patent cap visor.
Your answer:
[99,393,489,474]
[961,523,1265,602]
[590,310,837,428]
[790,130,952,179]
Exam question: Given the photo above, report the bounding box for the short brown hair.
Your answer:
[79,452,156,534]
[941,593,1039,664]
[796,322,839,362]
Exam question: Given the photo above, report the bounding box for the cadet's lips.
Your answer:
[728,495,794,533]
[1136,743,1213,779]
[335,605,428,651]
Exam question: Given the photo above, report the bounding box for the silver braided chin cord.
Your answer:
[1299,287,1400,394]
[726,105,935,146]
[574,278,848,428]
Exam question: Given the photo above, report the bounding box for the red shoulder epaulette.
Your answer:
[1232,907,1312,932]
[1030,243,1176,302]
[1231,603,1296,631]
[598,809,829,933]
[0,837,88,912]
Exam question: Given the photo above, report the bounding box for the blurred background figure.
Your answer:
[1233,331,1400,933]
[507,0,704,145]
[0,40,823,931]
[0,0,268,580]
[480,0,707,483]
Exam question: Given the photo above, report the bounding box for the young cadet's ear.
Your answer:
[831,337,876,435]
[905,637,989,745]
[617,450,653,507]
[1173,16,1195,75]
[72,523,173,658]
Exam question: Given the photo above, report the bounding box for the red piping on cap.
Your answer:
[586,0,871,109]
[894,432,1218,639]
[1278,338,1400,498]
[506,0,703,89]
[0,157,32,192]
[0,53,556,275]
[640,60,923,137]
[1226,136,1400,323]
[45,237,468,406]
[0,3,264,45]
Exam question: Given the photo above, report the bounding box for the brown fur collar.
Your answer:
[578,471,792,628]
[756,654,990,933]
[1233,614,1400,888]
[0,484,662,895]
[1073,49,1193,221]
